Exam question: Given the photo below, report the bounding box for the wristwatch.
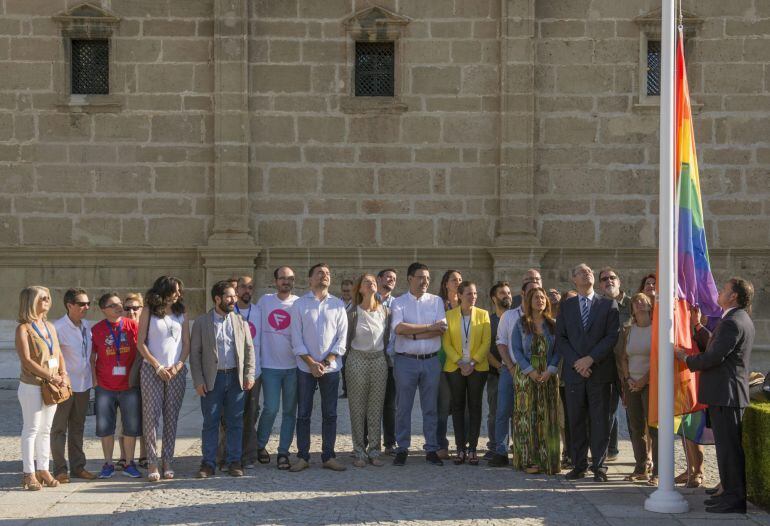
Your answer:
[412,334,417,340]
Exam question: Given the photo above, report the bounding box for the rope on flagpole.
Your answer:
[678,0,683,30]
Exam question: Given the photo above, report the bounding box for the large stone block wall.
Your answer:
[0,0,767,353]
[248,0,501,248]
[0,0,216,248]
[534,0,770,250]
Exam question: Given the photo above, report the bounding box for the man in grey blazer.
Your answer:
[190,280,256,478]
[555,263,620,482]
[677,278,755,514]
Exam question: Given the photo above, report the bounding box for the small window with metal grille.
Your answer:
[71,39,109,95]
[646,39,661,97]
[355,41,394,97]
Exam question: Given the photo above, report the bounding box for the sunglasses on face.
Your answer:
[39,296,51,302]
[73,301,91,307]
[600,276,618,282]
[104,303,123,310]
[124,306,142,312]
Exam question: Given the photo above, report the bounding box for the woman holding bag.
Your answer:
[15,286,70,490]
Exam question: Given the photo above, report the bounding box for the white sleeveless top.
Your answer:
[147,313,184,367]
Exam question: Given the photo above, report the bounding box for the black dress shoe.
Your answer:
[426,452,444,466]
[704,496,723,506]
[488,454,509,467]
[393,451,407,466]
[565,468,587,480]
[705,486,721,495]
[593,471,608,482]
[705,501,746,514]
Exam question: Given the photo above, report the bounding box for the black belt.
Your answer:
[396,352,439,360]
[217,368,237,373]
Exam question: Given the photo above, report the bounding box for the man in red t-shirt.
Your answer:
[90,292,142,479]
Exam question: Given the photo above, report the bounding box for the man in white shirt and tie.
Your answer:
[51,288,97,482]
[390,262,447,466]
[290,263,348,472]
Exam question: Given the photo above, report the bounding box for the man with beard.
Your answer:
[484,281,512,460]
[290,263,348,472]
[219,276,262,468]
[597,267,629,462]
[254,266,299,470]
[376,268,398,454]
[191,281,256,478]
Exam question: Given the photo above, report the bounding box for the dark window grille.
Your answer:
[71,39,109,95]
[646,40,661,96]
[355,41,394,97]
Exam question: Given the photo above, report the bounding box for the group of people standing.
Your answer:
[14,262,756,514]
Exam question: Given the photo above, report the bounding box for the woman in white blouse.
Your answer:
[345,273,391,467]
[137,276,190,481]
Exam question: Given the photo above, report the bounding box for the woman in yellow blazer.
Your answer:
[442,281,491,465]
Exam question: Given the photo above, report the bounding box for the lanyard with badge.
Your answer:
[108,320,126,376]
[31,321,58,370]
[462,315,471,346]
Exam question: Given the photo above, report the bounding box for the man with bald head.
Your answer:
[512,269,542,309]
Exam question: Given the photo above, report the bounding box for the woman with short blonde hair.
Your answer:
[16,286,69,490]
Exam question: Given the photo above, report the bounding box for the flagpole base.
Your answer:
[645,488,690,514]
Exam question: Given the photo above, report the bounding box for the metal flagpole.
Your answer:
[645,0,689,513]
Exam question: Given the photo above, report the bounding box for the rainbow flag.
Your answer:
[649,29,720,428]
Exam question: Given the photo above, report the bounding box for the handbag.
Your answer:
[41,380,72,406]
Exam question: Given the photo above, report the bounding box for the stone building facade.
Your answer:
[0,0,768,357]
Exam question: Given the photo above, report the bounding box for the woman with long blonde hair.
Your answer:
[16,286,69,490]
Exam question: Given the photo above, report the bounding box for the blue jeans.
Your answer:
[256,368,298,455]
[296,370,340,462]
[200,370,245,468]
[393,354,441,453]
[494,367,515,455]
[436,372,450,450]
[95,386,142,437]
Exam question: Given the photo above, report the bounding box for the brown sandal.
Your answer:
[674,471,689,484]
[35,470,59,487]
[22,473,41,491]
[685,474,703,488]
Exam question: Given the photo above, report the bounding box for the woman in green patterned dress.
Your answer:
[509,287,561,475]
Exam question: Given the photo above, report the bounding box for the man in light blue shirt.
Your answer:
[289,263,348,472]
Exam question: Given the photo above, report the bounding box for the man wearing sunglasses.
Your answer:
[51,288,97,483]
[597,267,631,463]
[91,292,142,479]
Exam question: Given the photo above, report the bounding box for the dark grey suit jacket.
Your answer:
[686,308,754,408]
[555,294,620,384]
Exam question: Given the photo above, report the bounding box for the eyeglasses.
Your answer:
[104,303,123,310]
[124,306,142,312]
[39,296,51,302]
[600,276,618,282]
[73,301,91,307]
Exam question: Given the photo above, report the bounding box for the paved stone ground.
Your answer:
[0,369,767,525]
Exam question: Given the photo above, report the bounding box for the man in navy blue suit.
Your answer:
[555,263,620,482]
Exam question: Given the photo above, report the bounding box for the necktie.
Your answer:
[581,297,590,329]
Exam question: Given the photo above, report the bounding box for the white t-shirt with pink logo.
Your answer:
[255,293,299,370]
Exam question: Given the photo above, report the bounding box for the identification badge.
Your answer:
[112,366,127,376]
[48,358,59,369]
